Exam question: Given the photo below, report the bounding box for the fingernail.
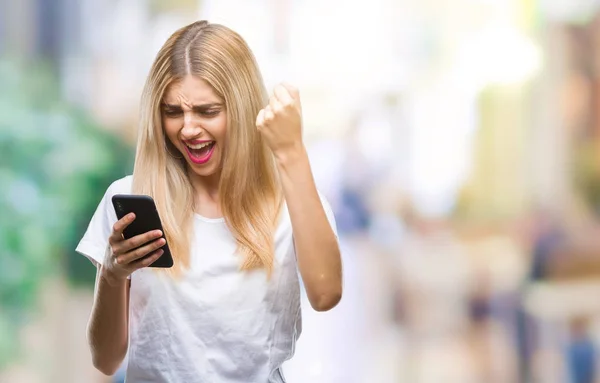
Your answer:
[155,230,163,237]
[157,249,164,256]
[129,213,135,220]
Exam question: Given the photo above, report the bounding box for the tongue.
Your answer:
[191,143,212,158]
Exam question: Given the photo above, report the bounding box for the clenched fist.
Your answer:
[256,83,303,159]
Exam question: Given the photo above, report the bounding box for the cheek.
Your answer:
[163,119,180,143]
[214,115,227,141]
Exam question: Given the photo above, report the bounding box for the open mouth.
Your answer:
[183,140,215,164]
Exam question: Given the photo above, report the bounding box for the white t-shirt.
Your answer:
[76,176,338,383]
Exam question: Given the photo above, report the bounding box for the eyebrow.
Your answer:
[161,102,223,110]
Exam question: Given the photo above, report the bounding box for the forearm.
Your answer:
[275,145,342,311]
[87,266,130,375]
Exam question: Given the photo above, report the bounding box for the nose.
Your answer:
[180,112,204,139]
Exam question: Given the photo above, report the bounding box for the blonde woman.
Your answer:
[76,20,342,382]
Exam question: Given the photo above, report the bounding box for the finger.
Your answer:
[281,83,299,100]
[120,229,163,254]
[256,108,265,128]
[269,95,283,112]
[274,84,293,105]
[117,237,166,265]
[130,249,164,270]
[110,213,136,243]
[264,105,274,121]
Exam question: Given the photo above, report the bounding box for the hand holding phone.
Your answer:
[110,194,174,271]
[101,213,167,284]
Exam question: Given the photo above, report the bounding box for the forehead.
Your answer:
[163,75,221,104]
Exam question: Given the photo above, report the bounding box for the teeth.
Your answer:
[186,141,213,150]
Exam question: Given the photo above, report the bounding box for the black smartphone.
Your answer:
[111,194,174,268]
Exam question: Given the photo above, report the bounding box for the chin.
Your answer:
[188,164,220,178]
[184,153,221,179]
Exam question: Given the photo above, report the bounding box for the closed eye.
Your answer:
[198,109,221,117]
[161,103,222,118]
[163,109,182,117]
[161,104,183,117]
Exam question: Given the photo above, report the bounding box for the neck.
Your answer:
[188,169,220,198]
[187,168,222,218]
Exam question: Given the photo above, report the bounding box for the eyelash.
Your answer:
[163,110,220,118]
[202,110,220,117]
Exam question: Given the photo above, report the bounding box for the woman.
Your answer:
[76,20,342,382]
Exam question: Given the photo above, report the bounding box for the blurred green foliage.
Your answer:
[0,58,134,369]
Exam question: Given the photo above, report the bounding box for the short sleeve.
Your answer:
[75,177,131,267]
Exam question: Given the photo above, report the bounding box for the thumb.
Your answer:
[256,108,266,129]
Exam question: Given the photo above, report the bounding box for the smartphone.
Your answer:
[111,194,174,268]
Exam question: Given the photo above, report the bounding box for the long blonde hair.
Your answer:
[132,20,282,275]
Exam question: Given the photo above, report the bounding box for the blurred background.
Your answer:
[4,0,600,382]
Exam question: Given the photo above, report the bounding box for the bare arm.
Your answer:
[277,146,343,311]
[87,266,130,375]
[86,213,166,375]
[257,83,342,312]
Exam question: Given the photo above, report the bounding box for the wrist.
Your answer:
[100,266,128,287]
[273,142,307,168]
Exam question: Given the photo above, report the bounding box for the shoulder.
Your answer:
[105,175,133,196]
